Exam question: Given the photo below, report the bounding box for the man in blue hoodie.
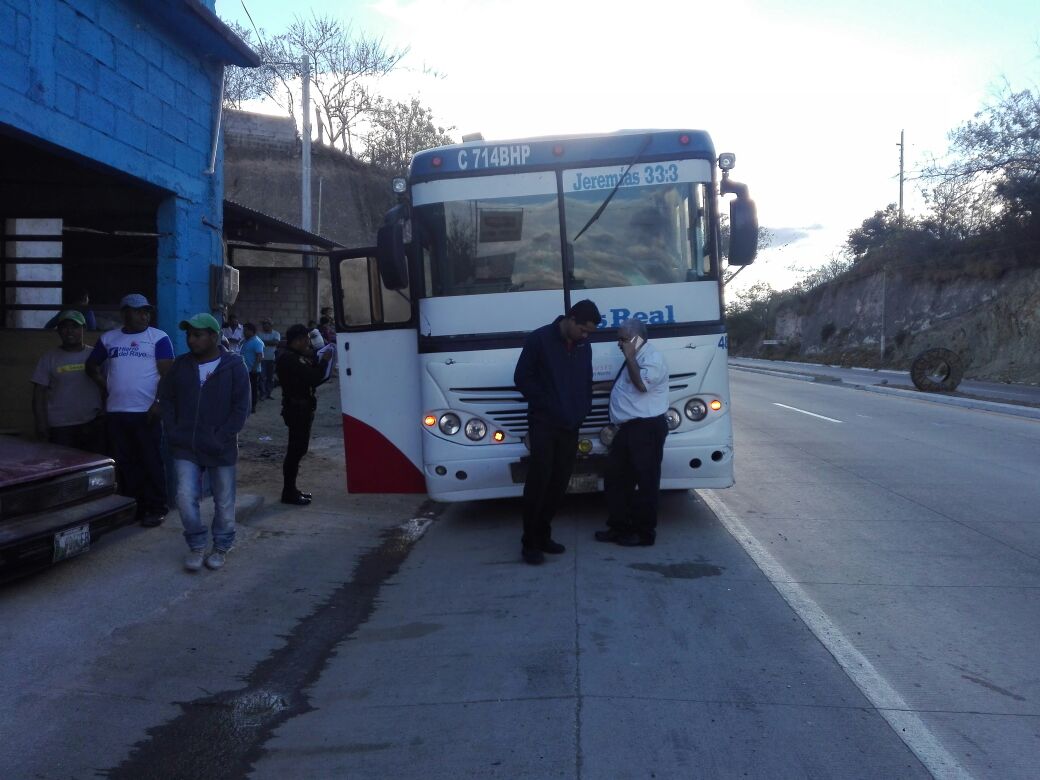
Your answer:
[513,299,601,565]
[159,313,250,572]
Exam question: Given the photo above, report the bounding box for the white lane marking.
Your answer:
[700,490,974,780]
[773,402,844,423]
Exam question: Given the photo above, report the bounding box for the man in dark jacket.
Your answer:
[513,299,601,565]
[276,323,333,506]
[159,313,250,572]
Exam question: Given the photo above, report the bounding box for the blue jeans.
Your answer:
[260,360,276,399]
[174,459,236,552]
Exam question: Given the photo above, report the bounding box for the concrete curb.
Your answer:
[729,365,819,383]
[730,364,1040,422]
[850,382,1040,421]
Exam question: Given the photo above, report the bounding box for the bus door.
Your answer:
[331,247,425,493]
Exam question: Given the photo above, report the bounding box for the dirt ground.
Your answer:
[235,374,346,497]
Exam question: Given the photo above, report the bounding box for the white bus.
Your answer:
[331,130,758,500]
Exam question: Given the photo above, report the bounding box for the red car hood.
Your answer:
[0,435,112,490]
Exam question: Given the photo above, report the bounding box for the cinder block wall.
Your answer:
[231,266,318,335]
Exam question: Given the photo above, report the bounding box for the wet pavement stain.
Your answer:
[629,560,724,579]
[961,674,1027,701]
[102,500,445,780]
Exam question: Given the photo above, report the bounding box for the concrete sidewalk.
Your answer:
[730,357,1040,421]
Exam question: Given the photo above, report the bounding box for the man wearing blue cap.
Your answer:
[160,313,250,571]
[86,293,174,526]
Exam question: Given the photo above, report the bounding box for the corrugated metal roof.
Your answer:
[223,199,343,249]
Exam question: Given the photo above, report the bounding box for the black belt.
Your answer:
[617,414,665,427]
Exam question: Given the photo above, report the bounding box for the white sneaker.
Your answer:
[205,550,227,570]
[184,549,205,572]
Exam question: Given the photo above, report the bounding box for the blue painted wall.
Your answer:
[0,0,241,350]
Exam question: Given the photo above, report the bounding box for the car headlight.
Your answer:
[665,409,682,430]
[599,424,617,446]
[439,413,461,435]
[684,398,708,422]
[86,465,116,491]
[464,418,487,441]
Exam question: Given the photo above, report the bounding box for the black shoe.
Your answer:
[281,493,312,506]
[539,539,566,554]
[594,529,623,543]
[296,491,313,500]
[615,532,654,547]
[521,547,545,565]
[140,512,166,528]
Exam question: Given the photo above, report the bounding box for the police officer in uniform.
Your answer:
[276,324,333,505]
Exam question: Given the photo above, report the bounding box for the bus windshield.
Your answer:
[565,180,711,289]
[413,162,713,299]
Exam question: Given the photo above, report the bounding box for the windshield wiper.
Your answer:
[571,133,653,242]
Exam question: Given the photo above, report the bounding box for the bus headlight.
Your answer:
[439,413,461,435]
[665,409,682,430]
[599,424,617,447]
[684,398,708,422]
[464,418,487,441]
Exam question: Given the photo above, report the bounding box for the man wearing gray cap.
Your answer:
[86,293,175,527]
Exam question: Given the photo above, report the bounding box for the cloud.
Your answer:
[767,225,825,246]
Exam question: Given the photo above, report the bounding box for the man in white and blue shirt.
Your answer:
[595,318,670,547]
[86,293,174,526]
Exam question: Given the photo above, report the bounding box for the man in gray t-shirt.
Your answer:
[31,310,105,453]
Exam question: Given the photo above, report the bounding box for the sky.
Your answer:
[215,0,1040,294]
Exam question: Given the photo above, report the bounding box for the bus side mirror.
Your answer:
[376,221,408,290]
[728,197,758,266]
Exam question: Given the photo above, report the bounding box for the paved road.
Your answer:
[731,357,1040,405]
[711,369,1040,779]
[2,370,1037,778]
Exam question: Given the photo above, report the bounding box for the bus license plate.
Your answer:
[567,474,599,493]
[53,524,91,562]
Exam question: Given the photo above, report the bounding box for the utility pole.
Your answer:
[301,54,314,268]
[897,129,905,224]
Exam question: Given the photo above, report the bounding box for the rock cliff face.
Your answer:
[760,265,1040,384]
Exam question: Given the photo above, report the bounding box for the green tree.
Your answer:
[361,97,455,175]
[845,203,902,259]
[922,82,1040,239]
[222,23,276,109]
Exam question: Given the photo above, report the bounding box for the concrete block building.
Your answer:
[0,0,259,432]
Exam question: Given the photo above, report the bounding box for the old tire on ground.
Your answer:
[910,348,964,392]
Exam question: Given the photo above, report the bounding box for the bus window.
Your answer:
[565,180,713,288]
[339,255,410,327]
[340,257,374,326]
[412,172,563,298]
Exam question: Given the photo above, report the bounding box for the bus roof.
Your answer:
[409,129,716,179]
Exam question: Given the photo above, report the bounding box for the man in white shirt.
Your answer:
[594,318,669,547]
[221,313,244,353]
[86,293,174,527]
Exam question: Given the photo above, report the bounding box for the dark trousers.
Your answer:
[604,415,668,539]
[107,412,168,517]
[249,372,259,412]
[49,416,107,455]
[282,406,314,496]
[521,422,579,549]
